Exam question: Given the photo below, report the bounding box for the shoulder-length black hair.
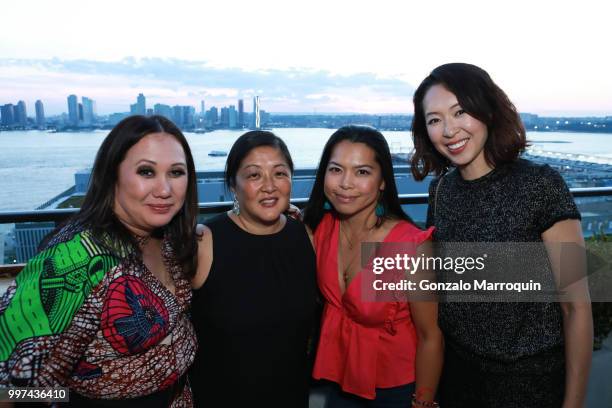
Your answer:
[71,115,198,278]
[224,130,294,191]
[304,125,413,231]
[411,63,528,180]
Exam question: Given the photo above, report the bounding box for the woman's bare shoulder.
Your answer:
[192,224,214,289]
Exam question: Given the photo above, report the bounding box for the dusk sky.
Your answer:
[1,0,610,116]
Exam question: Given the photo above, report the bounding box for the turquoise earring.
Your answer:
[375,202,385,217]
[323,200,332,210]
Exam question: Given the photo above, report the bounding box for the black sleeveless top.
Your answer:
[189,213,317,407]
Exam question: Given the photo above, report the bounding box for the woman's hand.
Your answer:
[286,204,303,221]
[195,223,206,240]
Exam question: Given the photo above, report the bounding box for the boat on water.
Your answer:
[208,150,228,157]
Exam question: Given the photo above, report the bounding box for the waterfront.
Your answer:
[1,128,611,211]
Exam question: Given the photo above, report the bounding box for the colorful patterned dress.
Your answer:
[0,224,197,407]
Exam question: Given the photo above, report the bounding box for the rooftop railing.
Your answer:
[1,187,611,277]
[0,194,435,223]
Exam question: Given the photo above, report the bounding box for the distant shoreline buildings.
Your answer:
[108,94,267,131]
[1,93,612,133]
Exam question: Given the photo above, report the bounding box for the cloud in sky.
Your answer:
[0,58,415,115]
[1,0,612,116]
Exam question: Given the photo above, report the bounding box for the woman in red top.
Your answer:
[304,125,443,407]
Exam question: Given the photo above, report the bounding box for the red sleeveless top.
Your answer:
[312,213,434,399]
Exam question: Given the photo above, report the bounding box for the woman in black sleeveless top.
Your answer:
[189,131,317,407]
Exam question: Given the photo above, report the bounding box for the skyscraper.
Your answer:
[137,93,146,115]
[82,97,95,125]
[130,93,146,115]
[252,96,260,129]
[172,105,183,126]
[220,107,229,127]
[67,94,79,126]
[15,101,27,127]
[1,104,15,126]
[154,103,173,119]
[201,100,205,116]
[183,106,195,128]
[208,107,218,126]
[229,105,237,128]
[35,100,45,127]
[238,99,244,128]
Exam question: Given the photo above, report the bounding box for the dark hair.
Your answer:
[72,115,198,278]
[410,63,527,180]
[224,130,294,191]
[304,125,413,231]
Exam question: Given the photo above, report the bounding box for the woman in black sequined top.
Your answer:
[410,63,592,408]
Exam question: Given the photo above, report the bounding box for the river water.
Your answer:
[0,128,610,211]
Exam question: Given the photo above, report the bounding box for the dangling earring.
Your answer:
[323,200,332,210]
[232,195,240,215]
[375,202,385,217]
[375,190,385,218]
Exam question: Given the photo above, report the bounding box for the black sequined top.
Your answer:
[427,159,581,373]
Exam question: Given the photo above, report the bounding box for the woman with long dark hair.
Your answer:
[411,63,592,407]
[304,125,443,408]
[0,115,199,407]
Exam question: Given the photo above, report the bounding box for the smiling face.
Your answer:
[113,132,188,236]
[233,145,292,226]
[423,84,492,180]
[323,140,384,218]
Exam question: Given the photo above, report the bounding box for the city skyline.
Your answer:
[1,1,611,117]
[0,93,274,130]
[2,91,610,136]
[4,90,611,124]
[1,57,612,118]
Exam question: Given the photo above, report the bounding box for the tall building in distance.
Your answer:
[238,99,244,128]
[220,107,229,127]
[67,94,79,126]
[207,106,218,126]
[154,103,173,120]
[201,100,205,116]
[137,93,146,114]
[229,105,237,128]
[1,104,15,126]
[130,93,146,115]
[171,105,196,128]
[252,96,260,129]
[15,101,27,127]
[172,105,183,126]
[82,97,95,125]
[184,106,195,128]
[35,100,45,127]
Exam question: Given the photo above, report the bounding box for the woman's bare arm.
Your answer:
[543,219,592,408]
[192,224,213,290]
[410,239,444,404]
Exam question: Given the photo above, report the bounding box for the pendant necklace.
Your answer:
[339,221,374,286]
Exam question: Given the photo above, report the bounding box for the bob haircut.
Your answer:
[71,115,198,278]
[303,125,414,231]
[410,63,527,180]
[224,130,294,191]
